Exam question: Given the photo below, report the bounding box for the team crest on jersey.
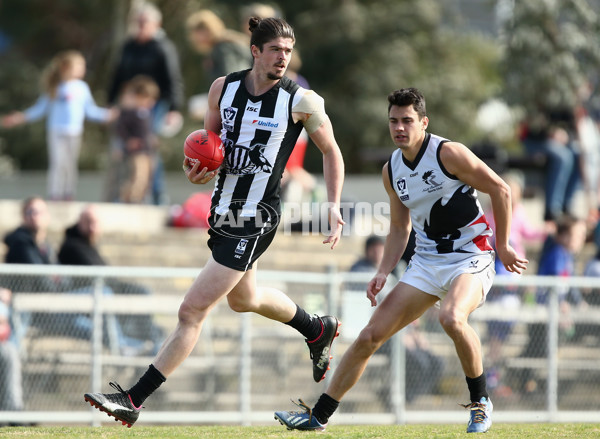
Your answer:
[222,106,238,132]
[396,177,409,201]
[224,141,273,175]
[422,170,442,193]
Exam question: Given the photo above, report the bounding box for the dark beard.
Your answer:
[267,72,283,80]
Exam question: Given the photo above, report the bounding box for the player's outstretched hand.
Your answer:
[323,205,345,249]
[367,273,387,307]
[497,244,529,274]
[183,157,218,185]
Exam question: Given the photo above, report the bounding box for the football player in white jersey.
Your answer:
[275,88,528,433]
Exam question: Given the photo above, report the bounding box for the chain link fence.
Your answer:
[1,264,599,425]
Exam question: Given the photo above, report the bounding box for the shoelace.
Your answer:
[109,382,128,394]
[460,401,487,423]
[109,381,144,409]
[288,398,313,417]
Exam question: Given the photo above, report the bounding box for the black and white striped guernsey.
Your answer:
[211,69,305,218]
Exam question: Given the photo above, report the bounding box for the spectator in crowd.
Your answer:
[574,82,600,226]
[484,172,545,395]
[0,287,24,415]
[186,9,252,83]
[113,75,160,204]
[186,4,280,121]
[58,205,163,355]
[575,223,600,342]
[520,108,580,227]
[3,196,62,292]
[106,2,184,205]
[1,51,115,201]
[582,223,600,306]
[349,234,413,286]
[239,3,281,36]
[518,216,587,395]
[4,197,54,266]
[349,236,390,282]
[3,197,67,344]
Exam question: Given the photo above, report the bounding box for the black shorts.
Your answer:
[207,212,278,272]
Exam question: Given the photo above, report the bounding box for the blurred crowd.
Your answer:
[0,2,318,209]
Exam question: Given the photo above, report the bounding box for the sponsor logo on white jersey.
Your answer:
[252,119,279,129]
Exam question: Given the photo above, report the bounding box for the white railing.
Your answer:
[1,264,599,426]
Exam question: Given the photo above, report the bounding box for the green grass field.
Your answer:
[0,424,599,438]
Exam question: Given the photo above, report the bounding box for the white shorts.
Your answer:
[400,252,495,306]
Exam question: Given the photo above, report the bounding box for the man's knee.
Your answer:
[178,298,211,326]
[226,294,253,313]
[354,326,387,357]
[438,309,466,335]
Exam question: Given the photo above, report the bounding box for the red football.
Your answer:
[183,129,224,172]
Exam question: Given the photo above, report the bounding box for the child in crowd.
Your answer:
[113,75,159,204]
[0,50,116,201]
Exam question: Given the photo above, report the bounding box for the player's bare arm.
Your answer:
[367,163,412,306]
[307,118,345,249]
[183,77,225,185]
[293,91,345,249]
[440,141,529,274]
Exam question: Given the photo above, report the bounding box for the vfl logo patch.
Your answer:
[396,177,409,201]
[222,106,237,132]
[235,239,249,256]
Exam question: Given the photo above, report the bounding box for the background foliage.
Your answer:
[501,0,600,125]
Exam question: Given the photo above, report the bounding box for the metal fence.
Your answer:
[0,263,599,426]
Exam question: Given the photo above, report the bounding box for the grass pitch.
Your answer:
[0,424,599,438]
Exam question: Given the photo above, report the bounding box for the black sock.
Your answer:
[284,304,322,341]
[466,373,488,403]
[312,393,339,425]
[127,364,166,408]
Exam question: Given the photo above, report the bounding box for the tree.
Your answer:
[289,0,501,172]
[501,0,600,124]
